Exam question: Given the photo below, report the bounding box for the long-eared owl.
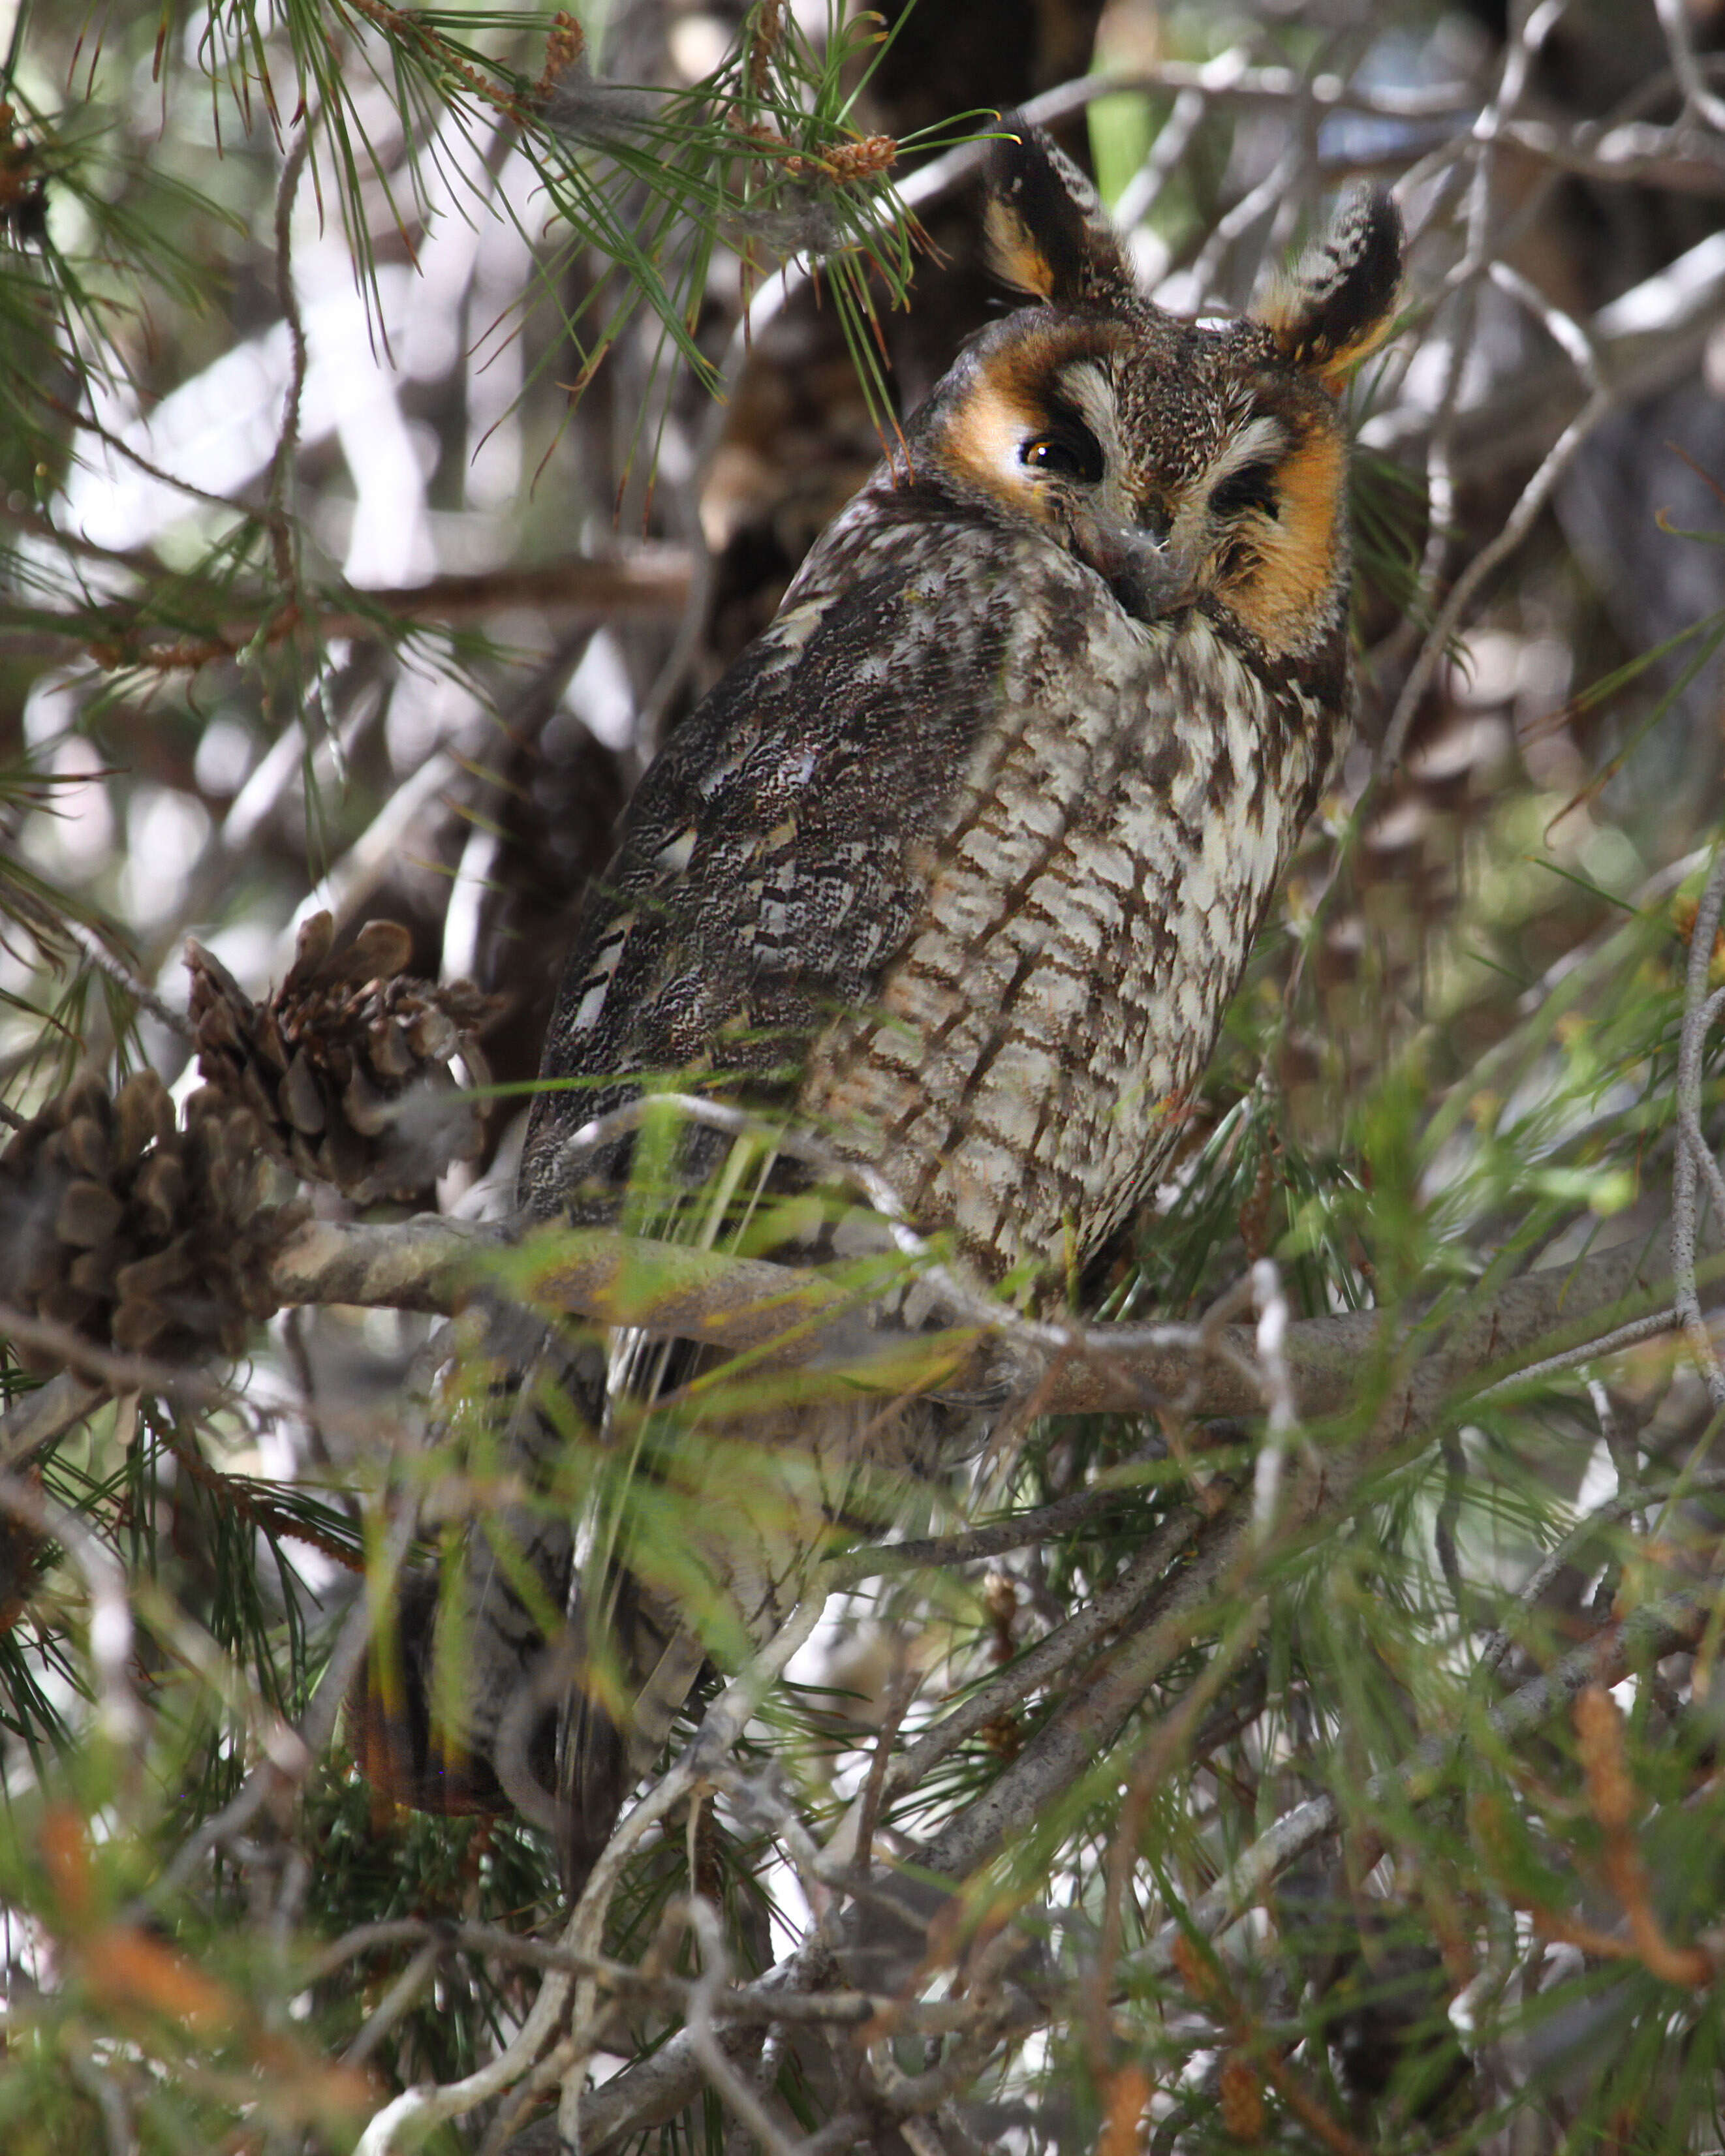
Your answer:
[371,121,1403,1882]
[520,123,1402,1274]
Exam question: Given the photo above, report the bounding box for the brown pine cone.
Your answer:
[0,1071,309,1368]
[187,912,503,1205]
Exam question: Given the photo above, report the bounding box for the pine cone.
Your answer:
[187,913,503,1204]
[0,1071,309,1368]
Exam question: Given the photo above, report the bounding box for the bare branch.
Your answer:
[1379,386,1615,773]
[684,1896,811,2156]
[830,1458,1165,1579]
[1655,0,1725,136]
[0,553,695,666]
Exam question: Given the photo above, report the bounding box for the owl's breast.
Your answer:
[799,583,1336,1282]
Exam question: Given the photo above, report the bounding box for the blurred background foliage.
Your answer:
[5,0,1725,2151]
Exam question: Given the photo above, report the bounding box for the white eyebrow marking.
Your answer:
[1055,360,1122,455]
[1054,360,1137,525]
[1204,414,1286,493]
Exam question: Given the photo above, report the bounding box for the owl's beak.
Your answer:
[1074,515,1202,624]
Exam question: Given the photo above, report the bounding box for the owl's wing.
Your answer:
[519,517,1019,1218]
[501,517,1029,1883]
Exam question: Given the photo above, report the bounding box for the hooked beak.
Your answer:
[1072,514,1202,624]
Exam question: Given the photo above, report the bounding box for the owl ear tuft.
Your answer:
[1256,187,1405,395]
[984,115,1137,311]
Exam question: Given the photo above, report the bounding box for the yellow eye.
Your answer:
[1021,421,1104,485]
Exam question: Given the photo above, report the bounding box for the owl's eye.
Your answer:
[1021,420,1105,485]
[1209,460,1281,523]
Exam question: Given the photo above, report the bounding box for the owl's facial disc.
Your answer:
[941,345,1196,622]
[935,317,1350,653]
[1192,391,1350,658]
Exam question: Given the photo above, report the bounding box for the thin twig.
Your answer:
[1380,384,1615,774]
[1671,848,1725,1409]
[1474,1306,1681,1396]
[850,1646,919,1883]
[685,1896,809,2156]
[62,923,191,1038]
[1655,0,1725,135]
[266,129,311,595]
[0,552,694,664]
[343,1939,443,2069]
[833,1453,1163,1581]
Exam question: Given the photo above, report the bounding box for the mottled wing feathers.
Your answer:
[518,531,1015,1218]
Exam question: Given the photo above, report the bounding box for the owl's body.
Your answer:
[381,125,1403,1877]
[522,166,1395,1269]
[792,511,1335,1272]
[524,487,1329,1276]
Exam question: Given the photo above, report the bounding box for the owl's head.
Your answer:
[916,119,1403,673]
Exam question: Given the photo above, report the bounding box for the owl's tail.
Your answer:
[349,1301,815,1894]
[350,1290,940,1894]
[349,1302,654,1888]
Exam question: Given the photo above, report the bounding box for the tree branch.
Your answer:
[265,1212,1702,1422]
[0,551,694,665]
